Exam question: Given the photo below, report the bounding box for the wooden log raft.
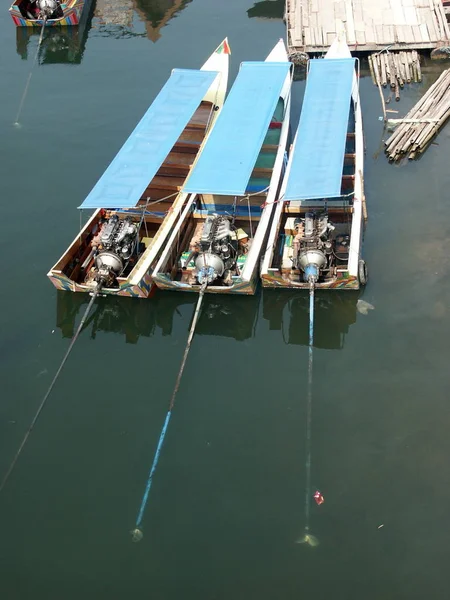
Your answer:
[384,68,450,161]
[369,50,422,102]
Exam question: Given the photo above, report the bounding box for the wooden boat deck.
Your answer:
[287,0,450,55]
[140,101,213,202]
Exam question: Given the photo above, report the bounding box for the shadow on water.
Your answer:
[55,288,260,343]
[133,0,193,42]
[94,0,193,42]
[16,0,96,64]
[247,0,284,20]
[262,289,360,349]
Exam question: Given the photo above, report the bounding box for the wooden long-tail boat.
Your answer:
[15,0,94,62]
[152,39,292,295]
[47,39,230,298]
[10,0,91,26]
[261,36,368,290]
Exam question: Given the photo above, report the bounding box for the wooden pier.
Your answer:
[287,0,450,55]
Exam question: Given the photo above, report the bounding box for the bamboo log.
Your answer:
[418,106,450,153]
[380,53,387,87]
[387,54,393,88]
[384,54,390,87]
[368,55,375,84]
[414,50,422,82]
[411,53,417,83]
[385,54,392,87]
[395,53,404,88]
[372,54,381,88]
[407,52,414,81]
[404,53,411,83]
[399,52,407,83]
[384,67,450,160]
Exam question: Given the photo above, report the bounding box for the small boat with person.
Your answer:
[47,39,230,298]
[10,0,89,27]
[152,38,292,295]
[260,36,367,290]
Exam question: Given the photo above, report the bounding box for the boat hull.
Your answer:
[10,0,88,27]
[260,37,365,291]
[261,271,359,290]
[153,271,258,295]
[47,41,229,298]
[48,270,154,298]
[152,39,292,297]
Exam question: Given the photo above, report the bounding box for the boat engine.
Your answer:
[293,212,335,284]
[36,0,61,19]
[91,215,139,287]
[193,215,238,285]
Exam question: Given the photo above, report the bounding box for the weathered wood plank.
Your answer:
[364,25,376,45]
[390,0,406,23]
[333,0,345,21]
[438,2,450,38]
[294,9,303,45]
[289,0,440,53]
[345,0,356,43]
[419,22,430,41]
[411,24,421,41]
[404,5,418,25]
[403,24,416,42]
[321,0,336,33]
[304,26,312,47]
[327,31,336,45]
[355,30,366,45]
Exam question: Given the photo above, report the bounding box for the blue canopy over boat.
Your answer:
[78,68,218,210]
[283,58,355,202]
[183,61,291,196]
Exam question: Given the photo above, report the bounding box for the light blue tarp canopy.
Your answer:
[78,68,218,209]
[283,58,355,201]
[183,61,290,196]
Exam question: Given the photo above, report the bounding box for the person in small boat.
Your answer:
[24,0,40,19]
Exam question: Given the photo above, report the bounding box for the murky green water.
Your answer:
[2,1,450,598]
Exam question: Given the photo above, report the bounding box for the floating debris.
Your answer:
[357,299,375,315]
[130,528,143,543]
[297,532,320,547]
[313,490,324,506]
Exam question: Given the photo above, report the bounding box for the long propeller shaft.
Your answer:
[0,285,100,494]
[132,284,207,541]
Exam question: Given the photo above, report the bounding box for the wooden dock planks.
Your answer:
[287,0,450,55]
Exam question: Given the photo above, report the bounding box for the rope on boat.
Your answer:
[14,17,47,126]
[297,282,319,548]
[0,284,101,495]
[131,282,207,543]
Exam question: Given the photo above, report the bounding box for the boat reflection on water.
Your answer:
[16,0,95,63]
[94,0,134,27]
[55,289,260,343]
[247,0,284,20]
[133,0,193,42]
[262,290,359,349]
[94,0,193,41]
[196,294,260,341]
[55,291,157,343]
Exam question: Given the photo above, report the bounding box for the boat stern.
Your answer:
[9,0,83,26]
